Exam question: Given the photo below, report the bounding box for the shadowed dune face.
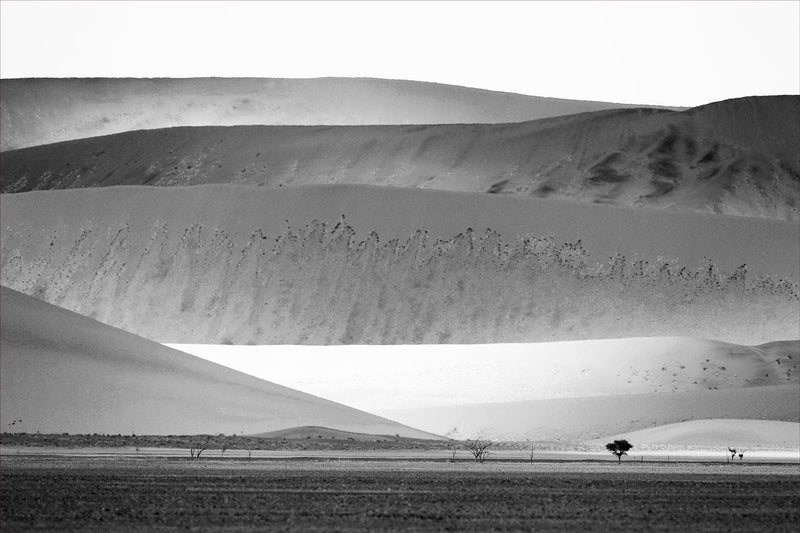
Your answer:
[0,286,440,438]
[2,96,797,220]
[0,77,657,151]
[1,185,797,345]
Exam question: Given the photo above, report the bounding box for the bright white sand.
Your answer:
[170,338,798,411]
[171,340,798,443]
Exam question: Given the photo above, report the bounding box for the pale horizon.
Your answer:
[1,1,798,108]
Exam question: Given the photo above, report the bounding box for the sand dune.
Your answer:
[593,419,800,449]
[2,96,796,220]
[379,386,800,442]
[2,185,796,345]
[0,286,439,438]
[252,426,427,442]
[178,338,799,444]
[0,77,656,151]
[172,338,799,411]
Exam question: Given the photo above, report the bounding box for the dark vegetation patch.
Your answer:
[697,165,721,181]
[645,180,677,198]
[0,433,452,452]
[655,128,679,155]
[587,153,629,184]
[534,184,555,197]
[779,160,800,182]
[588,167,628,184]
[486,179,509,194]
[683,136,697,158]
[698,144,719,164]
[648,159,680,180]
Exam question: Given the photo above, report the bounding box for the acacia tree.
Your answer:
[606,439,633,463]
[463,438,493,463]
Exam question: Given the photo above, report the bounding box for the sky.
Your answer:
[1,1,798,107]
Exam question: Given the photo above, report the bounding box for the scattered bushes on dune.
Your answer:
[1,217,797,344]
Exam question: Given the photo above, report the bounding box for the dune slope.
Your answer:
[2,96,797,220]
[173,338,799,411]
[0,77,656,151]
[2,185,797,345]
[379,386,800,442]
[594,419,800,449]
[0,286,440,438]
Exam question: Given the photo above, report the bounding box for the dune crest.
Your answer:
[3,96,796,220]
[0,77,658,151]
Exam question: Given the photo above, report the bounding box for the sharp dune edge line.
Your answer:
[0,286,440,438]
[3,95,797,221]
[176,338,798,411]
[2,186,797,345]
[0,77,664,151]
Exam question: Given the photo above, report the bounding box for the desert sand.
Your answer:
[169,338,798,444]
[380,386,799,443]
[3,95,797,220]
[0,286,440,438]
[0,77,660,151]
[171,338,799,410]
[593,419,800,449]
[1,78,797,449]
[2,185,796,345]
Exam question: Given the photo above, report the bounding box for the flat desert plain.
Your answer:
[1,456,798,533]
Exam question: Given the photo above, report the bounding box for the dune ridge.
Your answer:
[2,96,797,220]
[2,186,797,345]
[0,77,660,151]
[0,286,440,438]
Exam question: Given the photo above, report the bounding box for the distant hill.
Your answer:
[252,426,440,442]
[0,77,661,151]
[3,96,796,220]
[0,286,439,438]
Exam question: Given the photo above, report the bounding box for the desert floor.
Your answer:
[1,455,798,533]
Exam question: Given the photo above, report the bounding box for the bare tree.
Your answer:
[606,439,633,463]
[463,438,493,463]
[189,436,211,461]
